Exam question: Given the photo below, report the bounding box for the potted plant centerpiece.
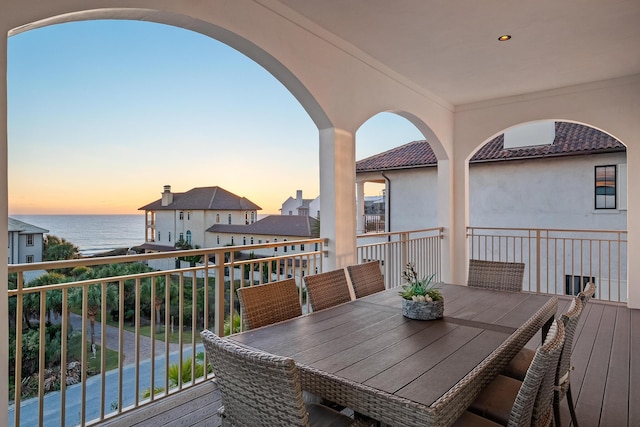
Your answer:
[399,263,444,320]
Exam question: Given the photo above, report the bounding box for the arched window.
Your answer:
[216,214,220,223]
[231,236,235,245]
[228,214,232,224]
[186,230,192,245]
[243,236,246,245]
[216,235,220,244]
[250,237,254,244]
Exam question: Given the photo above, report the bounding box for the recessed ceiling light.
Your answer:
[498,35,512,41]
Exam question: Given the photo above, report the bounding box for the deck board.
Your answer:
[600,305,630,427]
[95,298,638,427]
[629,309,640,427]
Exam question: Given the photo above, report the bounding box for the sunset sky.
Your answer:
[8,20,424,215]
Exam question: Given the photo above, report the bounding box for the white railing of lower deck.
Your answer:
[467,227,628,302]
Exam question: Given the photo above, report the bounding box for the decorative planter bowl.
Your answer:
[401,298,444,320]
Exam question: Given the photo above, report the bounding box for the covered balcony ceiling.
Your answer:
[274,0,640,106]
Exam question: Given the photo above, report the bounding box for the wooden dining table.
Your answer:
[230,283,557,427]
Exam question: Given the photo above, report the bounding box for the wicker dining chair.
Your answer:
[578,281,596,303]
[346,261,385,298]
[467,259,525,292]
[304,269,352,312]
[236,278,302,330]
[503,296,584,427]
[453,318,566,427]
[201,330,363,427]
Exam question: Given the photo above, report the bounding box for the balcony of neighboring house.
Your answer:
[6,226,637,426]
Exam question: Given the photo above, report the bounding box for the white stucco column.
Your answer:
[626,144,640,308]
[436,159,455,282]
[356,181,365,234]
[319,127,357,270]
[0,27,9,419]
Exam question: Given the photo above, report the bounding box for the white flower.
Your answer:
[425,296,433,302]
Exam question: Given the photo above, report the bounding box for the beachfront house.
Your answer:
[209,214,320,277]
[7,217,48,265]
[281,189,320,218]
[138,185,261,252]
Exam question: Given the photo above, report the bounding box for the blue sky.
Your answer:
[8,20,424,215]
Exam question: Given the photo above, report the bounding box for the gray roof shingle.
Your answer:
[8,217,49,234]
[138,186,261,211]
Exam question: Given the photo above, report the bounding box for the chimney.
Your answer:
[161,185,173,206]
[296,190,303,204]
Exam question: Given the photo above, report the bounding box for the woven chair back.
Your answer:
[201,330,310,426]
[467,259,525,292]
[555,297,584,401]
[510,319,565,427]
[304,269,352,312]
[578,281,596,303]
[346,261,386,298]
[236,278,302,330]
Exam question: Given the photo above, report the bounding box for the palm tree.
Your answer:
[43,235,79,261]
[69,283,117,348]
[140,276,179,335]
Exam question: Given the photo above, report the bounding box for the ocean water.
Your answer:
[11,214,145,256]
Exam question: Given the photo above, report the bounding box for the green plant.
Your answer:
[224,312,242,335]
[141,352,211,398]
[398,263,442,302]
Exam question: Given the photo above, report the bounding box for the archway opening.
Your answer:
[467,120,628,301]
[356,111,439,233]
[8,19,319,252]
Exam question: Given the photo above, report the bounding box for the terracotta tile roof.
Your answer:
[138,186,261,211]
[207,215,319,238]
[470,122,625,163]
[356,140,437,172]
[356,122,625,171]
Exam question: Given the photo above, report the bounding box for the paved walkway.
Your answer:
[11,314,201,426]
[66,312,182,363]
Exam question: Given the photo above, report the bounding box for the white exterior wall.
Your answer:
[7,231,44,264]
[281,197,298,215]
[361,152,627,232]
[385,168,439,231]
[469,153,627,229]
[153,211,176,248]
[309,197,321,219]
[151,209,258,249]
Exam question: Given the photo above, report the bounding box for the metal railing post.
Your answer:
[536,229,541,294]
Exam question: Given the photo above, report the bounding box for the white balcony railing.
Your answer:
[467,227,628,302]
[7,226,625,426]
[7,231,441,427]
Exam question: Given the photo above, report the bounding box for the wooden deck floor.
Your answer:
[95,297,640,427]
